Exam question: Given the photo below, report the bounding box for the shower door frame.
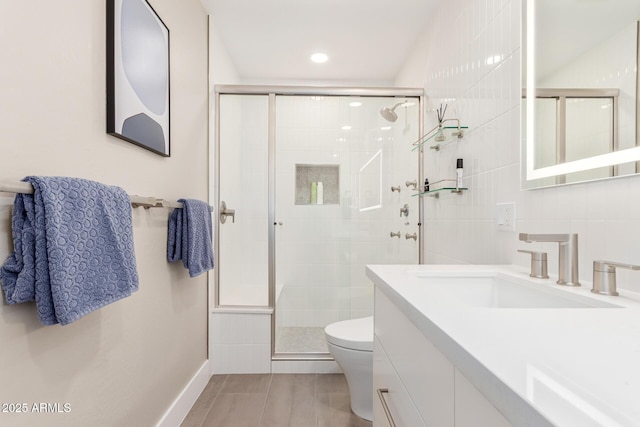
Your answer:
[214,85,425,361]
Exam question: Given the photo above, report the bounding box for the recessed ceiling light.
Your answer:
[341,125,351,131]
[349,101,362,107]
[381,126,392,131]
[311,52,329,64]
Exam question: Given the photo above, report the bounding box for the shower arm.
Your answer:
[389,101,407,111]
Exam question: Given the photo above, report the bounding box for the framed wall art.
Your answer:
[107,0,170,156]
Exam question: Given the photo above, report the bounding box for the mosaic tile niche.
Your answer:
[295,164,340,205]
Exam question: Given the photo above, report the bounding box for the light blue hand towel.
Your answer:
[167,199,214,277]
[0,176,139,325]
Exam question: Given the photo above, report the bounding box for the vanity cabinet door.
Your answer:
[375,289,455,427]
[373,337,426,427]
[454,368,513,427]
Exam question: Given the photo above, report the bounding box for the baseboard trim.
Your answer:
[156,359,211,427]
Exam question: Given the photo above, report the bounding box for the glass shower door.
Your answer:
[273,95,420,355]
[217,94,270,306]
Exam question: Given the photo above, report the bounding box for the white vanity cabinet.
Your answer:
[454,369,512,427]
[374,288,512,427]
[373,337,426,427]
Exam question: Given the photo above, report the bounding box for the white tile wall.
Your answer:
[397,0,640,293]
[210,311,272,374]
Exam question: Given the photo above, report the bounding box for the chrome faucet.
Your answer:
[517,250,549,279]
[592,260,640,296]
[518,233,580,286]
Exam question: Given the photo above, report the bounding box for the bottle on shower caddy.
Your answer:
[456,158,463,190]
[317,182,324,205]
[423,178,429,193]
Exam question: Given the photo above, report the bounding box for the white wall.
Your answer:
[397,0,640,293]
[0,1,209,425]
[209,17,241,87]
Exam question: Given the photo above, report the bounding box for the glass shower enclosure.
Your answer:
[215,87,422,359]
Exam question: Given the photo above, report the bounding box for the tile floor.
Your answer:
[181,373,372,427]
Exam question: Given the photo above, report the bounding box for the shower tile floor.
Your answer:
[275,327,328,353]
[180,373,372,427]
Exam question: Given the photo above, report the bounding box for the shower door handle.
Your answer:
[219,201,235,224]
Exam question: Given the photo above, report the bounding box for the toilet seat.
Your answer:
[324,316,373,351]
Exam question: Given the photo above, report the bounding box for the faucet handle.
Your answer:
[518,250,549,279]
[592,260,640,296]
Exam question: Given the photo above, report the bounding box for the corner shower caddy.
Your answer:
[412,117,469,197]
[411,118,468,152]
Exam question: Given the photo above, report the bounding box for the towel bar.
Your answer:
[0,180,211,210]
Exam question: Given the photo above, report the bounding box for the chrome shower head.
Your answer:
[379,101,408,122]
[379,106,398,122]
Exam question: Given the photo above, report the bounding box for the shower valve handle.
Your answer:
[219,201,236,224]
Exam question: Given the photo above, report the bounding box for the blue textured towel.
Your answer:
[0,176,139,325]
[167,199,214,277]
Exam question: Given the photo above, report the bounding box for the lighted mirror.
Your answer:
[522,0,640,189]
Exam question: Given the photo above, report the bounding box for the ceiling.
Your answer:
[200,0,440,84]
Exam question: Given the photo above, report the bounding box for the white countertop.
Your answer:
[366,264,640,427]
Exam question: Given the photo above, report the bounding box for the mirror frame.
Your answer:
[523,0,640,185]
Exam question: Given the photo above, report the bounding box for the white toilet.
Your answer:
[324,316,374,421]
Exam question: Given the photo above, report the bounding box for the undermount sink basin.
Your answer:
[409,271,621,309]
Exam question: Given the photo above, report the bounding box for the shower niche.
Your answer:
[295,164,340,205]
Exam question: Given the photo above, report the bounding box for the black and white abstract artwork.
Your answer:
[107,0,170,157]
